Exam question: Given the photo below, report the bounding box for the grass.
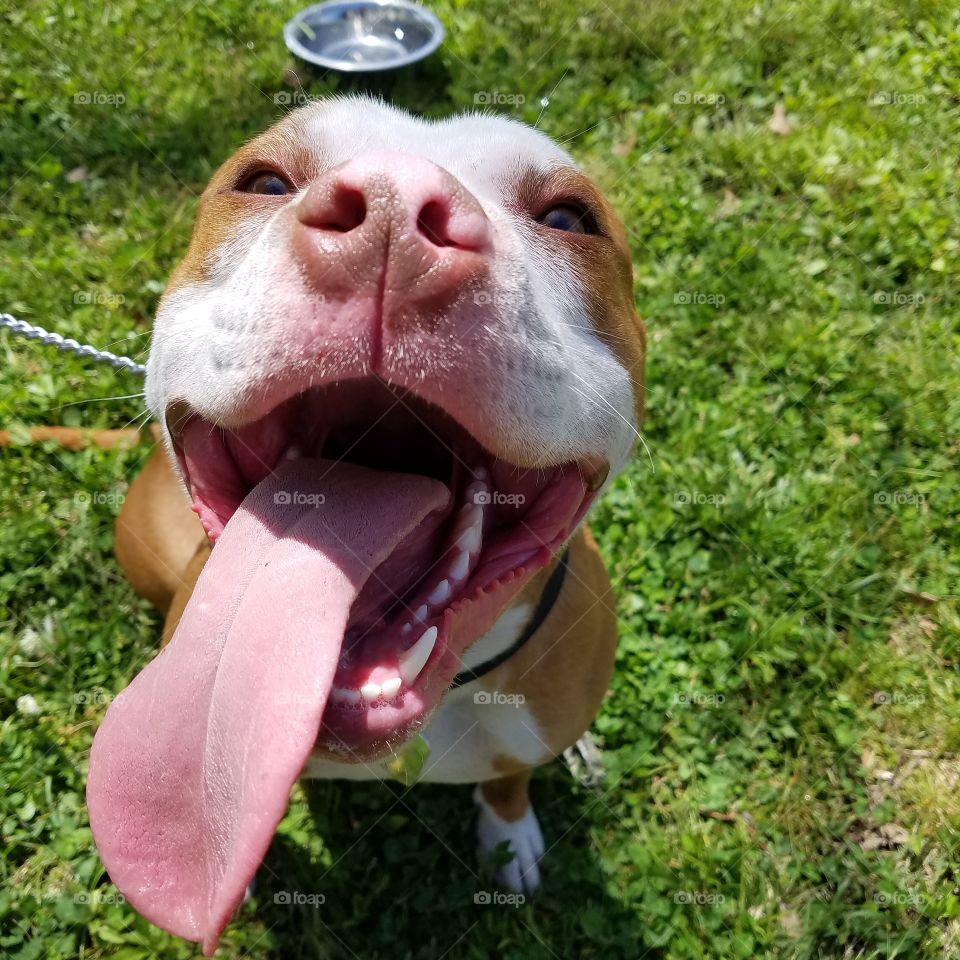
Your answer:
[1,0,959,957]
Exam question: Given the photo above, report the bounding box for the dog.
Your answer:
[85,95,645,954]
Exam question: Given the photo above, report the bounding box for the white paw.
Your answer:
[473,785,545,895]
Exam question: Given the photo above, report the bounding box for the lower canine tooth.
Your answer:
[399,626,438,684]
[360,681,382,701]
[455,506,483,553]
[428,579,451,606]
[449,549,470,582]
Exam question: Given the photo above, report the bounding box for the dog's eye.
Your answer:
[537,204,595,234]
[239,171,293,196]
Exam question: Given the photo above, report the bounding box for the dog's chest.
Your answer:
[304,680,548,785]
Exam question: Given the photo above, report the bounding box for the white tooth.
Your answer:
[449,549,470,582]
[360,681,382,701]
[331,687,361,704]
[380,676,402,698]
[413,604,429,623]
[428,579,451,607]
[455,505,483,552]
[399,626,438,684]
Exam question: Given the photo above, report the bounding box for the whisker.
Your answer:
[61,392,146,407]
[563,322,640,346]
[119,407,154,432]
[535,70,569,129]
[559,113,620,146]
[564,372,655,470]
[101,330,152,352]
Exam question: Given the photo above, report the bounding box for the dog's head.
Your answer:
[90,96,644,951]
[147,94,644,754]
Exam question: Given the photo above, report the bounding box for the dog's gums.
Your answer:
[172,377,601,756]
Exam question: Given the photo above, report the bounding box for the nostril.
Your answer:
[312,186,367,233]
[417,200,455,248]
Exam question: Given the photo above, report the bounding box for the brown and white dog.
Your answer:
[85,95,644,953]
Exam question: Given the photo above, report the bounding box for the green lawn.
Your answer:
[1,0,958,957]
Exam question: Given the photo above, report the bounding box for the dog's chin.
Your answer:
[168,376,604,759]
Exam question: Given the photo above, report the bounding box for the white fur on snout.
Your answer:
[474,785,545,895]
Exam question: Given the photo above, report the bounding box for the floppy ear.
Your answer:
[586,259,646,429]
[115,445,206,616]
[603,210,645,428]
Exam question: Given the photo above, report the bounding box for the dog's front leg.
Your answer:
[473,769,544,895]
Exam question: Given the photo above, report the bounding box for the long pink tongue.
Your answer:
[87,459,448,954]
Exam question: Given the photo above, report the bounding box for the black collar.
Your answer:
[450,549,570,688]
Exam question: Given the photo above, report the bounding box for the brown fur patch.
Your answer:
[508,167,646,425]
[479,769,532,822]
[492,753,533,777]
[115,447,205,613]
[476,526,618,768]
[163,111,328,290]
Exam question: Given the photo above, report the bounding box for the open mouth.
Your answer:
[171,377,601,757]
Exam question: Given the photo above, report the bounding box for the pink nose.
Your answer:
[292,152,491,320]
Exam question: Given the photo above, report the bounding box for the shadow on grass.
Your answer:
[247,771,653,959]
[31,57,458,190]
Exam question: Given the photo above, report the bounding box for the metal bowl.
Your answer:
[284,0,444,72]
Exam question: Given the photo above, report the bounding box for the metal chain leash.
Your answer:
[0,313,147,377]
